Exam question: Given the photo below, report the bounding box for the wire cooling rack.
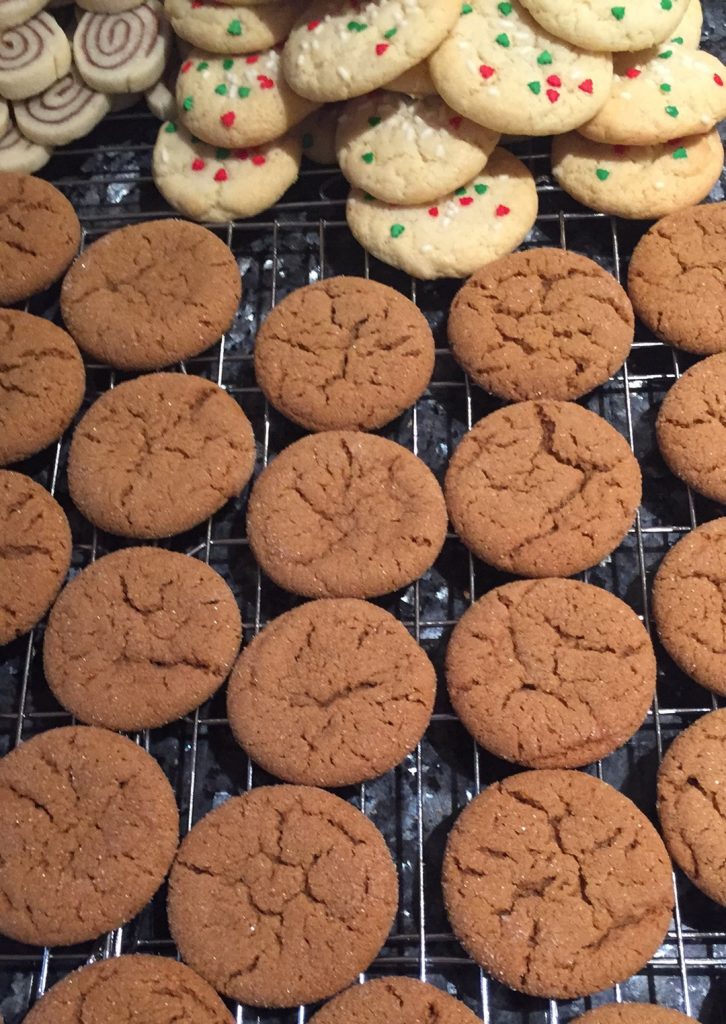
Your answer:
[2,14,726,1022]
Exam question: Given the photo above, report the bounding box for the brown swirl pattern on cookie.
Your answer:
[0,12,60,70]
[75,2,163,69]
[21,71,98,122]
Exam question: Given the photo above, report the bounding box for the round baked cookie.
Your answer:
[153,120,301,222]
[228,598,435,786]
[0,120,52,171]
[0,97,7,133]
[652,518,726,697]
[347,147,538,280]
[282,0,460,103]
[0,13,71,101]
[446,579,656,769]
[336,91,499,205]
[165,0,295,53]
[177,47,317,150]
[145,50,178,119]
[61,219,240,370]
[68,374,255,539]
[446,401,641,578]
[247,431,447,598]
[622,0,703,66]
[0,471,71,646]
[23,956,234,1024]
[443,770,673,999]
[448,248,634,402]
[309,978,481,1024]
[658,708,726,907]
[0,310,85,466]
[519,0,690,53]
[76,0,147,14]
[0,725,179,946]
[580,48,726,146]
[254,277,435,432]
[168,785,398,1006]
[573,1008,695,1024]
[387,59,436,98]
[73,0,171,94]
[429,0,613,138]
[628,203,726,356]
[0,0,46,30]
[14,67,112,145]
[0,172,79,304]
[552,129,724,220]
[298,103,340,164]
[44,547,242,731]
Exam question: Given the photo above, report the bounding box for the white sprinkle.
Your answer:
[654,181,665,190]
[337,65,351,82]
[420,243,433,253]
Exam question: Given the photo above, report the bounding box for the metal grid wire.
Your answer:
[2,98,726,1023]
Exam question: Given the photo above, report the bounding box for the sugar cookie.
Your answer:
[0,13,71,101]
[14,67,111,145]
[298,103,340,164]
[387,58,435,97]
[618,0,703,66]
[74,0,171,94]
[165,0,296,53]
[519,0,690,53]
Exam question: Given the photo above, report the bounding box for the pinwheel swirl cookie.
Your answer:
[0,120,52,171]
[0,13,71,101]
[74,0,171,93]
[14,67,112,145]
[0,0,46,31]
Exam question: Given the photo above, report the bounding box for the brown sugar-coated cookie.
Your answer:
[652,518,726,697]
[0,725,179,946]
[628,203,726,355]
[0,173,80,305]
[44,547,242,731]
[227,598,435,787]
[247,431,447,598]
[23,955,234,1024]
[61,219,241,370]
[443,770,673,1000]
[68,372,255,538]
[309,977,481,1024]
[254,276,435,431]
[448,249,634,403]
[0,310,85,466]
[658,708,726,907]
[446,579,656,769]
[445,401,641,578]
[656,354,726,504]
[0,470,71,646]
[573,1006,695,1024]
[168,784,398,1007]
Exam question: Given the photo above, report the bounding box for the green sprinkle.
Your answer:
[660,82,672,92]
[672,146,688,159]
[460,2,473,11]
[227,19,242,35]
[182,96,193,110]
[368,115,381,127]
[216,147,230,158]
[537,50,553,65]
[596,168,610,181]
[215,84,228,95]
[665,104,679,117]
[611,6,625,20]
[302,133,313,148]
[497,1,513,12]
[223,58,234,70]
[661,0,673,8]
[527,80,541,94]
[495,32,510,46]
[384,26,397,38]
[363,192,375,201]
[164,121,177,132]
[390,223,405,238]
[474,183,488,195]
[347,20,367,31]
[196,60,208,71]
[361,151,374,163]
[659,49,673,58]
[237,86,250,98]
[455,186,467,196]
[671,35,684,43]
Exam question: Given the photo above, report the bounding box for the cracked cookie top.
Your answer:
[443,770,673,1000]
[446,579,656,769]
[227,597,435,786]
[246,430,447,598]
[60,218,241,371]
[448,248,634,403]
[652,518,726,697]
[0,469,71,646]
[573,1006,696,1024]
[445,400,641,578]
[23,954,233,1024]
[67,372,256,539]
[0,725,179,946]
[167,785,398,1007]
[658,708,726,910]
[44,547,242,731]
[0,171,80,305]
[254,276,435,432]
[309,976,482,1024]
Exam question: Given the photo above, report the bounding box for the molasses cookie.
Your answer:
[0,310,85,466]
[573,1007,695,1024]
[448,248,634,402]
[168,785,398,1007]
[247,431,447,598]
[0,471,71,646]
[68,373,255,539]
[0,172,79,305]
[228,598,435,786]
[658,708,726,907]
[44,547,242,731]
[652,518,726,696]
[446,579,656,768]
[443,770,673,999]
[254,277,435,432]
[445,401,642,578]
[61,219,240,371]
[0,725,179,946]
[23,955,233,1024]
[309,978,481,1024]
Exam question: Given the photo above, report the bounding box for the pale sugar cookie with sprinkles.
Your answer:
[153,119,301,221]
[14,67,111,145]
[164,0,296,55]
[519,0,690,53]
[297,104,341,165]
[0,120,52,172]
[346,147,537,280]
[0,12,71,102]
[387,59,436,98]
[429,0,613,138]
[552,129,724,220]
[620,0,703,65]
[74,0,171,94]
[282,0,461,103]
[176,46,317,149]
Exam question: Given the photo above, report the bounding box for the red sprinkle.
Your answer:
[214,168,228,182]
[181,59,192,73]
[375,43,389,56]
[252,154,266,166]
[715,73,724,86]
[428,207,439,217]
[546,89,560,103]
[495,205,510,217]
[220,111,235,127]
[547,74,561,87]
[449,116,462,129]
[235,149,249,160]
[579,79,593,93]
[245,55,259,64]
[257,74,275,88]
[625,67,641,78]
[479,65,495,79]
[459,196,473,207]
[307,19,320,30]
[191,158,205,171]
